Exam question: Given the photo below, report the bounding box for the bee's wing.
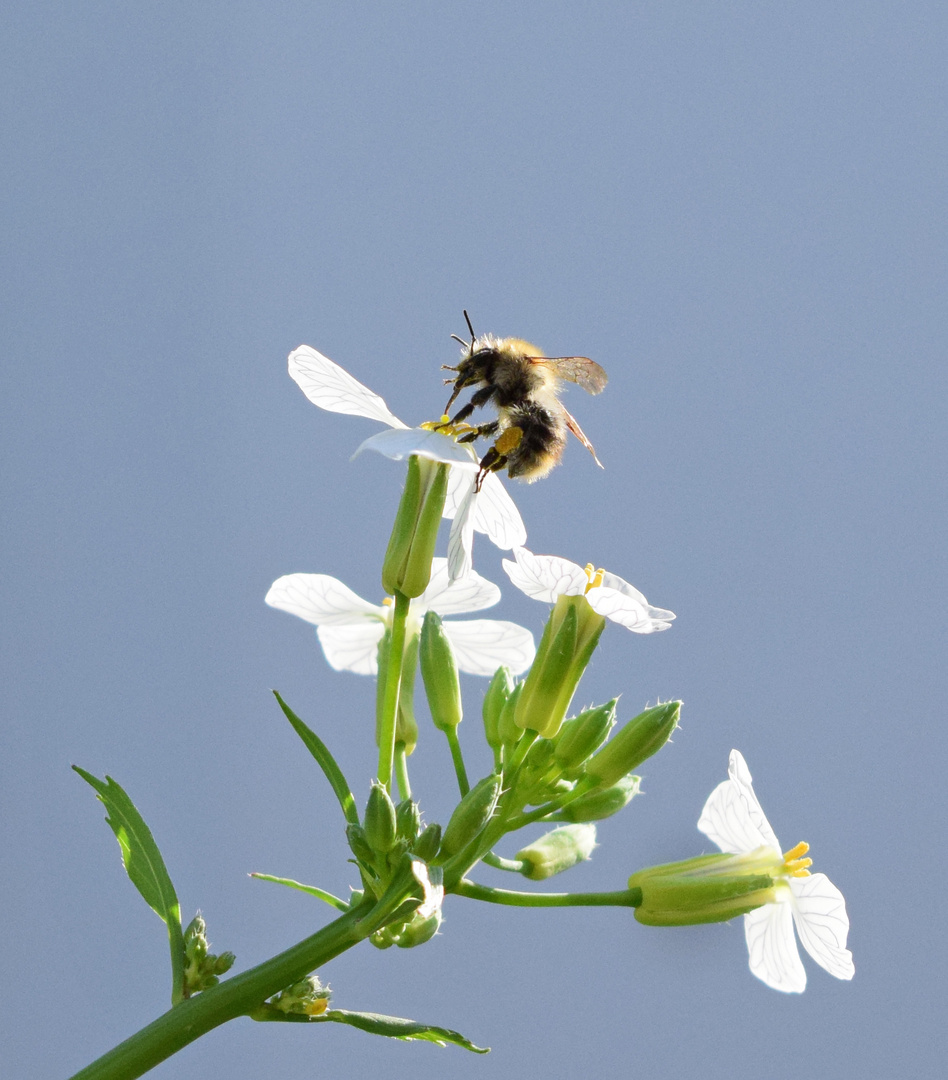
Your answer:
[563,407,604,468]
[532,356,608,395]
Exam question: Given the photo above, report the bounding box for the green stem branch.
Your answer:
[376,591,411,791]
[455,879,643,909]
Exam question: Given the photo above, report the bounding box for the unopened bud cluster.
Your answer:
[182,914,235,996]
[267,975,332,1017]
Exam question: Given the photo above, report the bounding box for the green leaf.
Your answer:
[73,766,186,1002]
[293,1008,490,1052]
[273,691,360,826]
[249,872,350,913]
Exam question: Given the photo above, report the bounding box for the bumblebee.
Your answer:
[442,312,608,487]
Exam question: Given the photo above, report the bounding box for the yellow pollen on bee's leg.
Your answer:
[495,425,523,454]
[783,841,812,877]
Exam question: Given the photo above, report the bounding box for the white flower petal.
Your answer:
[502,548,587,603]
[585,585,673,633]
[353,427,475,465]
[447,480,477,582]
[443,619,536,676]
[265,573,383,626]
[411,858,445,920]
[598,570,650,605]
[471,474,528,549]
[789,873,855,981]
[726,749,782,852]
[417,559,501,616]
[697,762,780,857]
[443,465,527,550]
[288,346,408,429]
[744,897,807,993]
[316,622,385,674]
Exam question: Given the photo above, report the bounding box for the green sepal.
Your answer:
[273,692,360,826]
[73,766,186,1003]
[382,456,449,598]
[412,822,442,861]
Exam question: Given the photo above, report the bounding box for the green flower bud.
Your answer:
[364,781,398,854]
[482,666,514,750]
[346,823,376,868]
[553,700,618,772]
[628,850,779,926]
[559,774,642,822]
[412,822,442,861]
[419,611,462,732]
[270,975,332,1015]
[395,798,422,841]
[440,773,503,858]
[497,681,524,748]
[213,951,236,975]
[585,701,680,788]
[395,907,443,948]
[516,823,598,880]
[515,595,606,739]
[382,455,449,598]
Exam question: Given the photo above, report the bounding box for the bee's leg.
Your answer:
[457,420,499,444]
[446,384,497,424]
[474,448,507,491]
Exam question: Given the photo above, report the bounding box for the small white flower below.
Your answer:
[266,558,535,677]
[697,749,855,993]
[502,547,675,633]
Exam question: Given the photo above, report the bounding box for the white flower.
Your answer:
[697,749,855,993]
[501,547,675,633]
[287,345,526,579]
[265,558,535,677]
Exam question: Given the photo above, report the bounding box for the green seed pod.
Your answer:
[516,823,598,880]
[364,781,398,854]
[553,699,618,771]
[559,774,642,822]
[585,701,681,788]
[482,666,514,750]
[440,773,503,858]
[419,611,462,732]
[411,822,442,861]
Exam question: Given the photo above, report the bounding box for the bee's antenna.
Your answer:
[450,335,467,347]
[462,309,476,345]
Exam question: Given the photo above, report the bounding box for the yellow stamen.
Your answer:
[583,564,605,593]
[382,597,394,608]
[303,998,329,1016]
[782,841,812,878]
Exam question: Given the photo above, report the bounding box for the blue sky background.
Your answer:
[3,3,945,1078]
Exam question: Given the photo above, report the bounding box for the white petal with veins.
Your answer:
[444,619,536,676]
[288,346,408,429]
[265,574,383,626]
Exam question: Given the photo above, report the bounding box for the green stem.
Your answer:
[394,743,412,801]
[376,591,411,791]
[481,852,529,874]
[70,899,375,1080]
[444,728,470,796]
[455,879,643,909]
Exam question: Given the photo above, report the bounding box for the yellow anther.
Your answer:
[303,999,329,1016]
[382,597,394,608]
[783,841,812,877]
[583,564,605,592]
